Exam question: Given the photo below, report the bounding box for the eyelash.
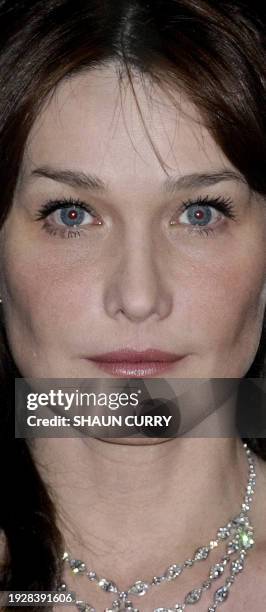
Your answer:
[35,194,236,240]
[35,197,100,239]
[179,195,236,237]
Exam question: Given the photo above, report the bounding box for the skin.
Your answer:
[0,63,266,609]
[0,63,266,382]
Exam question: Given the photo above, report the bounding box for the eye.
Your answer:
[179,202,220,226]
[35,197,102,238]
[53,204,99,227]
[170,195,236,235]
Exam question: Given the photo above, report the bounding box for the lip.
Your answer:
[87,349,186,377]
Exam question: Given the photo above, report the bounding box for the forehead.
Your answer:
[24,62,231,188]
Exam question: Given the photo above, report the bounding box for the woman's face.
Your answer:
[1,63,266,379]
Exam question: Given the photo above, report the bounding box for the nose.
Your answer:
[103,233,173,322]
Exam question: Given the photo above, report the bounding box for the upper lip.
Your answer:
[88,349,184,362]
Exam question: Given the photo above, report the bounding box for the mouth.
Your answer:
[86,348,187,377]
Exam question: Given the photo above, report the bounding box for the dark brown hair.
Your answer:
[0,1,265,608]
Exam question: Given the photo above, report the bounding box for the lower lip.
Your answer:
[89,359,185,377]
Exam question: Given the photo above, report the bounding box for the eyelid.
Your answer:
[179,195,237,219]
[34,193,237,242]
[35,194,236,220]
[34,197,99,220]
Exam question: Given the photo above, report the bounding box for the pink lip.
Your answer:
[87,349,186,377]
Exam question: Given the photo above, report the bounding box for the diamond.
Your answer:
[128,580,149,596]
[227,540,239,554]
[57,582,68,592]
[87,571,97,580]
[98,578,118,592]
[231,558,244,574]
[238,529,254,550]
[214,586,229,603]
[105,601,139,612]
[185,588,202,604]
[152,575,166,585]
[209,563,224,579]
[109,599,121,608]
[123,604,139,612]
[217,526,230,540]
[184,559,193,567]
[194,546,209,561]
[154,609,174,612]
[105,600,120,612]
[202,579,212,590]
[69,559,86,574]
[76,602,95,612]
[165,564,183,580]
[232,515,249,527]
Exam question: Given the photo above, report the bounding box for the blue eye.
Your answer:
[35,197,102,238]
[180,204,215,226]
[170,195,237,233]
[55,206,92,227]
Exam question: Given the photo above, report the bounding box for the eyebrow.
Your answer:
[29,166,245,193]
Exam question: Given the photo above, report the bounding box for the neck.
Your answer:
[32,435,250,583]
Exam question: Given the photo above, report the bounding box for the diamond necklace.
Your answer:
[58,442,256,612]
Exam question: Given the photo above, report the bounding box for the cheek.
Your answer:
[182,242,266,351]
[6,272,94,337]
[1,213,266,374]
[1,234,103,350]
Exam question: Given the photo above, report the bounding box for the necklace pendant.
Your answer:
[184,587,202,604]
[237,528,254,550]
[217,526,231,540]
[128,580,149,596]
[105,598,139,611]
[209,562,225,580]
[232,514,249,528]
[165,564,183,580]
[98,578,118,593]
[193,546,209,561]
[154,606,185,612]
[153,608,176,611]
[76,601,96,612]
[231,558,244,574]
[70,559,86,574]
[214,585,229,603]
